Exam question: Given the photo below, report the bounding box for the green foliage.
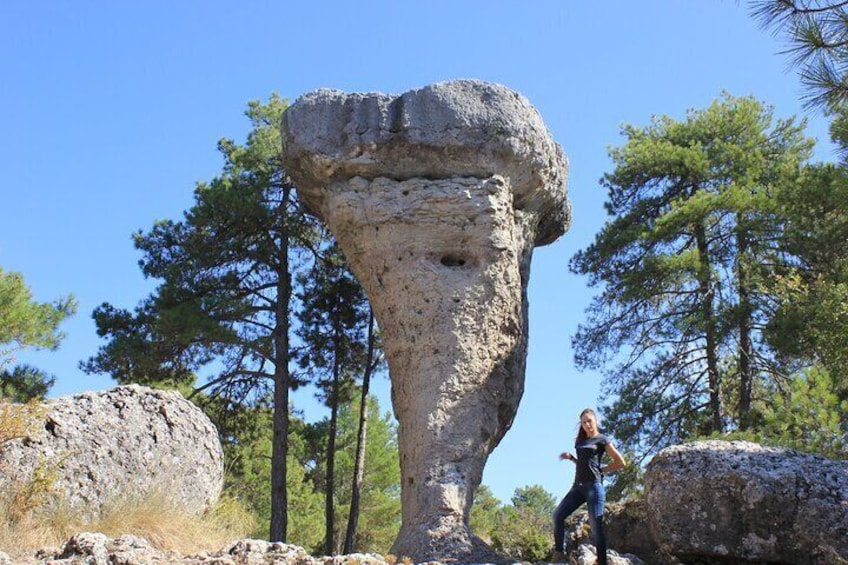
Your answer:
[762,366,847,456]
[296,243,375,554]
[490,504,551,563]
[469,484,502,541]
[766,160,848,381]
[510,484,555,516]
[572,94,814,462]
[303,394,401,554]
[81,93,327,541]
[0,364,54,402]
[603,449,644,502]
[82,93,318,398]
[82,301,198,389]
[750,0,848,112]
[0,268,76,368]
[206,399,324,547]
[471,484,556,562]
[296,243,371,394]
[717,366,847,458]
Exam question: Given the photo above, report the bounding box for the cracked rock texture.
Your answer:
[282,79,570,563]
[644,440,848,564]
[0,385,224,519]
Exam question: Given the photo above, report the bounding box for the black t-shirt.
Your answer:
[574,434,610,485]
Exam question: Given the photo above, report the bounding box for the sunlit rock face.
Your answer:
[282,80,570,563]
[645,440,848,565]
[0,385,223,519]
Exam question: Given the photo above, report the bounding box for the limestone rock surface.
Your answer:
[282,79,570,245]
[11,535,485,564]
[282,79,570,563]
[0,385,224,518]
[570,544,644,565]
[566,501,656,563]
[644,440,848,564]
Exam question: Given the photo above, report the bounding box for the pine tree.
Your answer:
[571,95,812,463]
[296,242,374,554]
[301,394,400,554]
[0,267,76,370]
[750,0,848,111]
[0,364,54,402]
[82,94,320,541]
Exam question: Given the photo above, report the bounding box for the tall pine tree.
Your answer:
[83,95,320,541]
[296,242,374,554]
[571,94,812,461]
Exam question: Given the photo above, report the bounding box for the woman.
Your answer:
[551,408,626,565]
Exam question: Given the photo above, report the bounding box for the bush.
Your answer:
[490,506,552,562]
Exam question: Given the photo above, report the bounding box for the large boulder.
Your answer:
[0,385,224,518]
[644,440,848,564]
[282,79,570,563]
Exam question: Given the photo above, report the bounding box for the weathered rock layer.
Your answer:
[282,80,570,562]
[0,385,224,518]
[645,440,848,564]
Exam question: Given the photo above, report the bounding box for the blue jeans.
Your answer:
[552,482,607,565]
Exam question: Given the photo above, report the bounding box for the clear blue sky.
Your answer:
[0,1,834,504]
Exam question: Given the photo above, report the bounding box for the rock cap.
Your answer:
[281,79,570,245]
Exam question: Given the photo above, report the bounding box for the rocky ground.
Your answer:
[0,533,644,565]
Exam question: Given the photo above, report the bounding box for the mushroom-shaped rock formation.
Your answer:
[282,80,570,563]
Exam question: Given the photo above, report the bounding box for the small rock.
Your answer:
[571,544,643,565]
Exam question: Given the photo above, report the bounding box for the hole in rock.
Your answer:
[440,255,466,267]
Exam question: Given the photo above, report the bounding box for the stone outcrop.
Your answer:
[570,544,645,565]
[34,534,370,565]
[0,385,224,518]
[644,440,848,564]
[281,79,570,563]
[566,501,657,564]
[15,533,647,565]
[7,535,482,565]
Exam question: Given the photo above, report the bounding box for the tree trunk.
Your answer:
[736,223,754,429]
[270,268,291,542]
[324,320,342,554]
[696,221,724,433]
[269,188,292,543]
[343,310,376,554]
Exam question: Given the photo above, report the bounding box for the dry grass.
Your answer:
[0,487,257,555]
[88,489,257,554]
[0,400,41,447]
